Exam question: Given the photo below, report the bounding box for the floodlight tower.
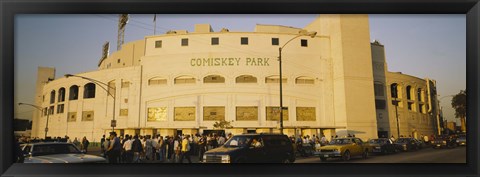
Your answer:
[117,14,129,51]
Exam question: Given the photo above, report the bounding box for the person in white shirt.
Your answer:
[122,135,133,163]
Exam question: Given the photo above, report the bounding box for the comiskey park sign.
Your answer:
[190,57,271,67]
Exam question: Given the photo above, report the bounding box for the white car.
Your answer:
[21,142,106,163]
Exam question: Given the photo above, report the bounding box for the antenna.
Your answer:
[117,14,129,51]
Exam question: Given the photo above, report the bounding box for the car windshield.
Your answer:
[369,139,387,144]
[223,136,252,148]
[396,138,410,143]
[32,144,81,156]
[329,139,353,145]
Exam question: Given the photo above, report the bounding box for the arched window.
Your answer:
[148,77,167,86]
[390,83,399,98]
[174,76,196,84]
[83,83,96,99]
[295,76,314,84]
[108,80,116,97]
[406,86,413,100]
[265,75,287,83]
[236,75,257,83]
[69,85,79,100]
[204,75,225,83]
[417,88,423,102]
[58,87,66,102]
[50,90,56,104]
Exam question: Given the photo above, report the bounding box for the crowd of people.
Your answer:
[100,132,234,163]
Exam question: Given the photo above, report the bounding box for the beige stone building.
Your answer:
[30,15,440,142]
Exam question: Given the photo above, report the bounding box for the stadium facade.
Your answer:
[30,15,441,142]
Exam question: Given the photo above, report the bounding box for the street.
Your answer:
[295,146,466,163]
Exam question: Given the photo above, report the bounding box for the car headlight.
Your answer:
[221,155,230,163]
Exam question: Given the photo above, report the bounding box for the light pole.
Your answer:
[65,74,116,133]
[438,95,455,135]
[19,102,49,139]
[278,30,317,134]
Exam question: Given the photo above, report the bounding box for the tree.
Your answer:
[213,120,234,129]
[451,90,466,132]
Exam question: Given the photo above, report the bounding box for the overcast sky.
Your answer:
[14,14,466,124]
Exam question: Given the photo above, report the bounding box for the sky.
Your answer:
[14,14,466,124]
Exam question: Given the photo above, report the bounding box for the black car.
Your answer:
[202,133,295,163]
[394,138,419,151]
[367,138,398,154]
[432,136,457,149]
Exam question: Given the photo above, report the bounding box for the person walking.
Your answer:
[123,135,133,163]
[106,132,122,163]
[179,135,192,163]
[131,135,143,163]
[198,134,207,162]
[100,135,106,157]
[81,136,90,153]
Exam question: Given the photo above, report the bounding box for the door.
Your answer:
[246,136,267,162]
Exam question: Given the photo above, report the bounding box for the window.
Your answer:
[203,106,225,121]
[390,83,399,98]
[296,107,316,121]
[43,108,48,116]
[82,111,94,121]
[406,86,412,100]
[155,40,162,48]
[181,38,188,46]
[67,112,77,122]
[117,59,121,63]
[236,75,257,83]
[241,37,248,45]
[266,107,288,121]
[120,109,128,116]
[148,77,167,85]
[375,100,386,109]
[295,76,314,84]
[236,106,258,121]
[83,83,96,99]
[58,88,65,102]
[211,37,219,45]
[408,102,413,111]
[108,81,116,97]
[417,88,423,102]
[272,38,279,46]
[57,104,64,114]
[374,83,384,96]
[265,75,287,83]
[204,75,225,83]
[174,76,196,84]
[69,85,79,100]
[174,107,196,121]
[301,39,308,47]
[121,81,130,88]
[49,106,54,115]
[419,104,425,113]
[50,90,56,104]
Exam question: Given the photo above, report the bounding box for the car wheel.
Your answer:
[342,150,351,161]
[320,157,327,162]
[362,150,368,159]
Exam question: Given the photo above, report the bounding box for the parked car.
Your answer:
[367,138,398,154]
[21,142,106,163]
[202,133,295,163]
[456,134,466,146]
[431,136,457,149]
[314,138,369,161]
[413,139,427,149]
[394,138,419,151]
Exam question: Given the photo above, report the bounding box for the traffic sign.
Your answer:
[111,120,117,127]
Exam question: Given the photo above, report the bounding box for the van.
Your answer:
[203,133,295,163]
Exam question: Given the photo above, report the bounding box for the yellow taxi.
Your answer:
[314,137,369,161]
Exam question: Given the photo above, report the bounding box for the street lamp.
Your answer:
[19,102,49,138]
[278,30,317,134]
[64,74,116,133]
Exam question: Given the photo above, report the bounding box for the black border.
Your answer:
[1,0,479,177]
